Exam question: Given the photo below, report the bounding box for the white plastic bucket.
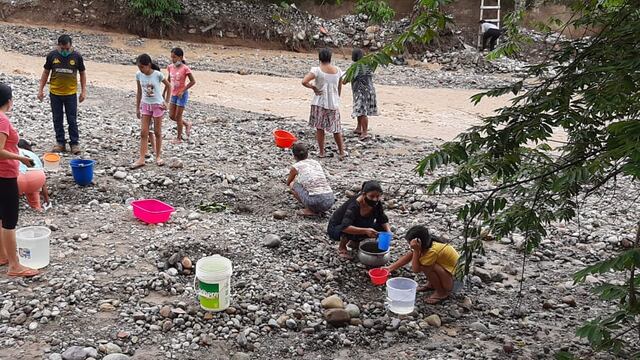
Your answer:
[42,153,61,170]
[195,255,233,312]
[386,277,418,315]
[15,226,51,269]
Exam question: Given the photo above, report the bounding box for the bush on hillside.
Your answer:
[356,0,395,23]
[129,0,182,35]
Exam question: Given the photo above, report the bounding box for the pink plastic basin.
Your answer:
[131,199,175,224]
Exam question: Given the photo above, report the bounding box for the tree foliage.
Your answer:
[346,0,640,356]
[423,0,640,355]
[128,0,182,36]
[355,0,396,24]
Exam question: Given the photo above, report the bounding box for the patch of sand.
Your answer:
[0,49,510,141]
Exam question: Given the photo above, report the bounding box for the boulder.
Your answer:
[321,295,344,309]
[324,309,350,327]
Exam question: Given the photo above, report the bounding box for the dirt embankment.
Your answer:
[1,0,577,58]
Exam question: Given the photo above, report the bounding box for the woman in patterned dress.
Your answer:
[301,48,346,160]
[345,48,378,140]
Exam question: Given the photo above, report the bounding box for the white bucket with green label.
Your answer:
[194,255,233,312]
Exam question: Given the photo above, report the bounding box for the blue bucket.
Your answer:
[378,232,392,251]
[69,159,95,186]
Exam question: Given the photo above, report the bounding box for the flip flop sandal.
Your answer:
[338,250,353,260]
[425,294,449,305]
[418,284,434,292]
[7,268,39,277]
[130,162,145,170]
[296,210,319,218]
[0,259,8,266]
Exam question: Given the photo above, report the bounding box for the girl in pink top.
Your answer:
[167,48,196,144]
[0,83,39,277]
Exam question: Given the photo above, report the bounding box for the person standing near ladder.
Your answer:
[479,20,502,51]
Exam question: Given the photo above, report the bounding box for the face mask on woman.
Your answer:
[364,197,379,207]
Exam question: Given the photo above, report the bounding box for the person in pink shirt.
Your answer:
[0,83,39,277]
[167,48,196,144]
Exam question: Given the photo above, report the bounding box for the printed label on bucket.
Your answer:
[197,279,230,310]
[18,248,31,259]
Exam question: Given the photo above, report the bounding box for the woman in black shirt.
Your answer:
[327,180,391,259]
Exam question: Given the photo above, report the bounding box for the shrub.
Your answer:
[129,0,182,35]
[355,0,395,24]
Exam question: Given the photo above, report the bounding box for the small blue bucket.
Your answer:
[378,232,392,251]
[69,159,95,186]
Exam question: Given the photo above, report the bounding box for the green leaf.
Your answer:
[554,351,575,360]
[574,249,640,283]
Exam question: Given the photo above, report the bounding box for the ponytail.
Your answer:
[137,53,160,71]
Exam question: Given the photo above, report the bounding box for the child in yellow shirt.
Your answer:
[387,225,459,304]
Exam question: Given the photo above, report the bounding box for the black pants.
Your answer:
[0,178,19,230]
[482,29,502,51]
[50,93,79,146]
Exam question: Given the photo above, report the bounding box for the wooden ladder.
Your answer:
[478,0,502,48]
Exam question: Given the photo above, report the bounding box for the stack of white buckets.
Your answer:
[16,226,51,269]
[14,152,60,269]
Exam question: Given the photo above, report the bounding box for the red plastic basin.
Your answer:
[273,129,297,149]
[368,268,389,286]
[132,199,175,224]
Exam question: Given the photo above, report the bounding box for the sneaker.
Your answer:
[70,145,81,155]
[51,144,66,153]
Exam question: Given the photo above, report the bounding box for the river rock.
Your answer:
[321,295,344,309]
[104,343,122,354]
[562,295,577,307]
[99,303,116,312]
[469,321,489,333]
[231,353,251,360]
[473,267,492,283]
[103,355,131,360]
[345,304,360,318]
[11,313,27,325]
[325,309,351,327]
[160,305,173,318]
[503,342,514,353]
[113,171,126,180]
[425,314,442,327]
[263,234,282,248]
[61,346,89,360]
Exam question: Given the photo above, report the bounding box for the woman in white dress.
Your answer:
[301,48,346,160]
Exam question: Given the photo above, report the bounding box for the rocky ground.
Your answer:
[0,69,639,360]
[0,18,638,360]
